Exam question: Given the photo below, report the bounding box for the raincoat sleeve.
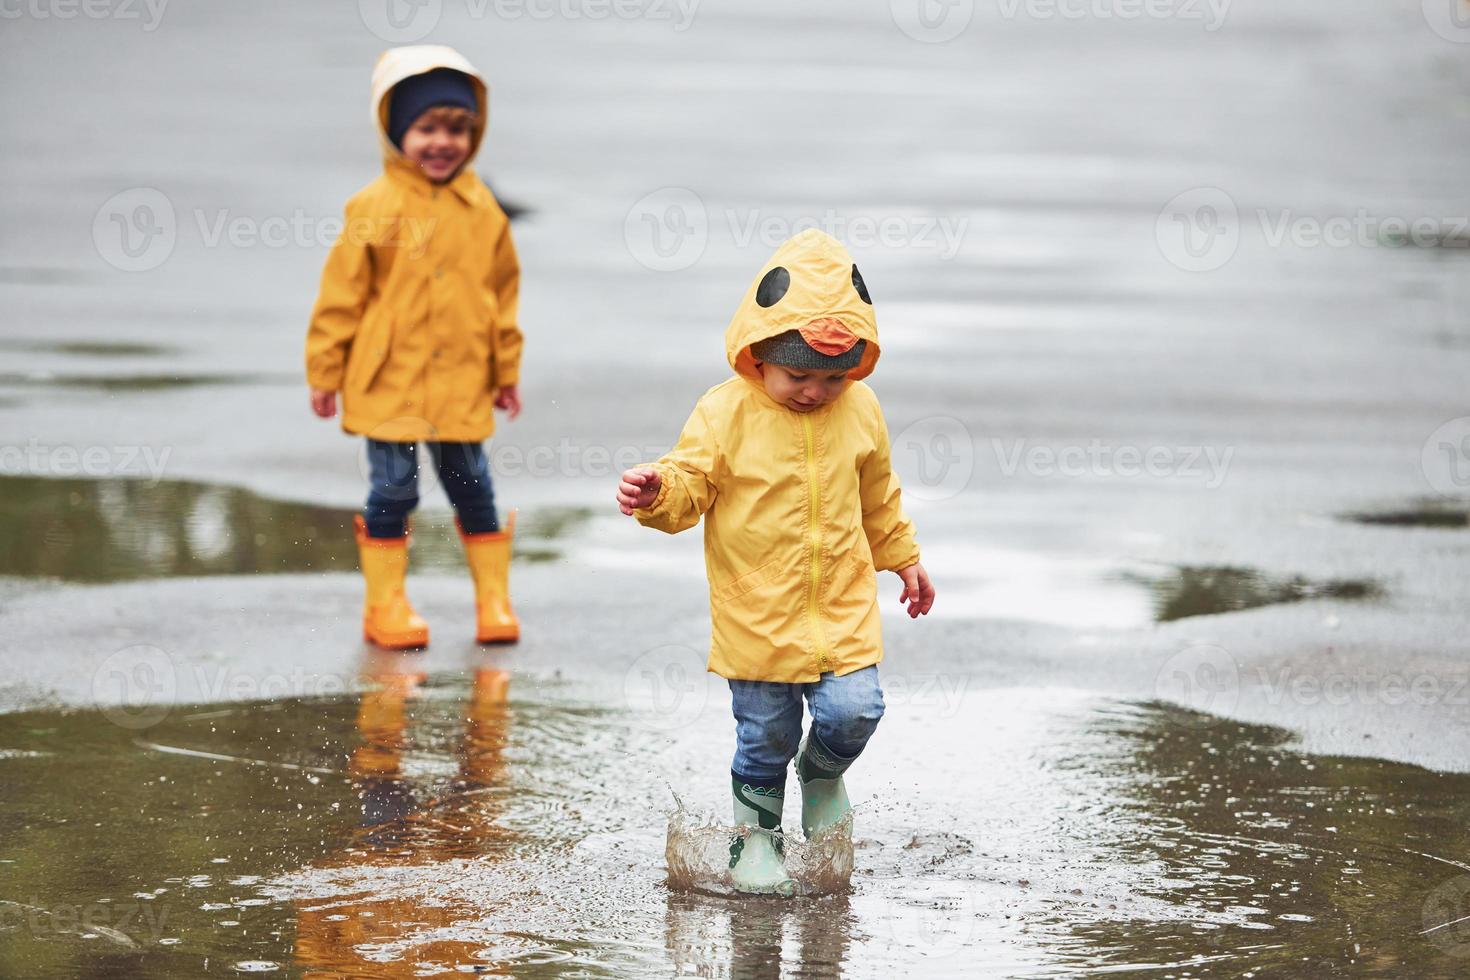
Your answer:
[489,217,523,388]
[859,401,920,572]
[635,401,720,535]
[305,199,373,392]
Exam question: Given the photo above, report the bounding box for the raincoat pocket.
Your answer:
[349,309,394,392]
[712,556,786,606]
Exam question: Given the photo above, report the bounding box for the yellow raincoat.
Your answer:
[305,46,522,443]
[636,230,920,682]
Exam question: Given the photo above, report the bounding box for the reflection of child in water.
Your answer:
[292,659,512,974]
[617,231,934,894]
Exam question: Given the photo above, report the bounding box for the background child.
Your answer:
[306,45,524,651]
[615,229,935,894]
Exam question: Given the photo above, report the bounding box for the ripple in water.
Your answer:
[664,794,855,897]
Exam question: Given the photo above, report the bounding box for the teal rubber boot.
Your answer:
[729,777,796,896]
[796,734,854,839]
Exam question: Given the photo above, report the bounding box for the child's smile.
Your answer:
[401,112,473,183]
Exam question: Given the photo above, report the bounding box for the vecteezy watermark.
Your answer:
[624,187,709,273]
[1155,187,1240,273]
[881,886,979,957]
[623,644,711,732]
[357,432,670,494]
[93,188,176,273]
[1257,666,1470,709]
[92,645,356,730]
[93,644,177,730]
[1422,0,1470,43]
[890,0,974,43]
[1154,643,1240,726]
[623,188,970,272]
[93,189,448,272]
[995,0,1229,30]
[1423,875,1470,957]
[0,0,168,30]
[993,438,1234,489]
[357,0,698,42]
[881,671,969,719]
[1422,417,1470,500]
[1157,187,1470,272]
[893,416,976,502]
[0,439,172,483]
[0,897,172,947]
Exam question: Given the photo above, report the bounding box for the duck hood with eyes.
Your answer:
[726,229,881,383]
[370,45,489,182]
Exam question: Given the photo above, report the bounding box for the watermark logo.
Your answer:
[1423,875,1470,957]
[882,886,978,956]
[93,188,176,273]
[358,0,441,41]
[1156,187,1239,272]
[1422,0,1470,43]
[0,0,170,30]
[623,644,709,731]
[994,0,1230,30]
[1422,417,1470,499]
[891,0,974,43]
[92,644,176,730]
[1154,643,1239,725]
[893,416,975,501]
[992,438,1234,488]
[625,187,708,272]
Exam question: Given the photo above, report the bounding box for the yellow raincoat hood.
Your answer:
[371,45,489,189]
[636,232,918,683]
[727,229,881,382]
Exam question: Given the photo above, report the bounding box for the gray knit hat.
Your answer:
[750,329,867,371]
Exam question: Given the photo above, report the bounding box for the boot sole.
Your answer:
[363,627,430,650]
[476,629,520,645]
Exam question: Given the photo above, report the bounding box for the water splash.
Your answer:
[664,793,854,897]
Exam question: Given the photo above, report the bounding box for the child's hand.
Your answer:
[616,467,662,515]
[896,562,935,618]
[310,388,337,419]
[495,384,522,420]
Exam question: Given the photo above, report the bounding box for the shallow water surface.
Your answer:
[3,662,1469,977]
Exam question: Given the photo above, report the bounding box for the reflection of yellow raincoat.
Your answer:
[636,230,920,683]
[305,46,522,443]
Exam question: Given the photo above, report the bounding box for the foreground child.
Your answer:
[616,230,935,893]
[306,45,524,650]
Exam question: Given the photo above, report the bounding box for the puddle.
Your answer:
[0,372,296,392]
[1120,564,1382,623]
[0,475,584,583]
[1343,503,1470,529]
[2,669,1469,977]
[0,340,177,358]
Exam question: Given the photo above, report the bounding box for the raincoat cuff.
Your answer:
[889,553,921,574]
[495,365,519,387]
[306,367,342,392]
[635,463,673,516]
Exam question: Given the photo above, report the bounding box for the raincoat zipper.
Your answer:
[801,413,831,672]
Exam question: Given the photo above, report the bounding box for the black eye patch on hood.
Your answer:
[755,266,791,308]
[851,264,872,304]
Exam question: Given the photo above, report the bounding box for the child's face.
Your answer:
[758,362,851,412]
[400,109,474,183]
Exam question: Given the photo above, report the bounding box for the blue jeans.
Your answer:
[729,666,885,787]
[364,439,499,539]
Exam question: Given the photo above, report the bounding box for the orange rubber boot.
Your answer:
[354,515,430,649]
[458,510,520,644]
